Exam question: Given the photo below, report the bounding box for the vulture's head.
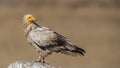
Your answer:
[23,14,36,25]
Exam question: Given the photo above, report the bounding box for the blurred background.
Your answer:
[0,0,120,68]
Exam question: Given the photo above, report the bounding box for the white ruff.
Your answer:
[35,27,44,31]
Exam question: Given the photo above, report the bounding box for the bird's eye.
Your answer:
[29,16,31,19]
[27,16,31,20]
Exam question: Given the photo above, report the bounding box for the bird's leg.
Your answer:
[36,55,41,62]
[42,57,45,63]
[36,54,45,63]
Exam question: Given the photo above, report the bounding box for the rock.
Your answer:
[8,61,57,68]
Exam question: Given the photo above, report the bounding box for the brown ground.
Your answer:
[0,7,120,68]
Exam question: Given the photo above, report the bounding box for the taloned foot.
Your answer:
[35,60,49,64]
[35,60,45,63]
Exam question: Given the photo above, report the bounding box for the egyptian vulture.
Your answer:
[23,14,86,63]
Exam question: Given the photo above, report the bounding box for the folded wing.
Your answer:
[28,27,86,56]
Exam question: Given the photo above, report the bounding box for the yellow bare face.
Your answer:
[27,16,35,24]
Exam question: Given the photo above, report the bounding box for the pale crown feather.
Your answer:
[23,14,32,23]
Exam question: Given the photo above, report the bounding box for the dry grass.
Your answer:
[0,7,120,68]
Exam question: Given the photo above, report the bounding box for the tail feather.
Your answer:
[72,47,86,56]
[59,46,86,56]
[65,41,86,56]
